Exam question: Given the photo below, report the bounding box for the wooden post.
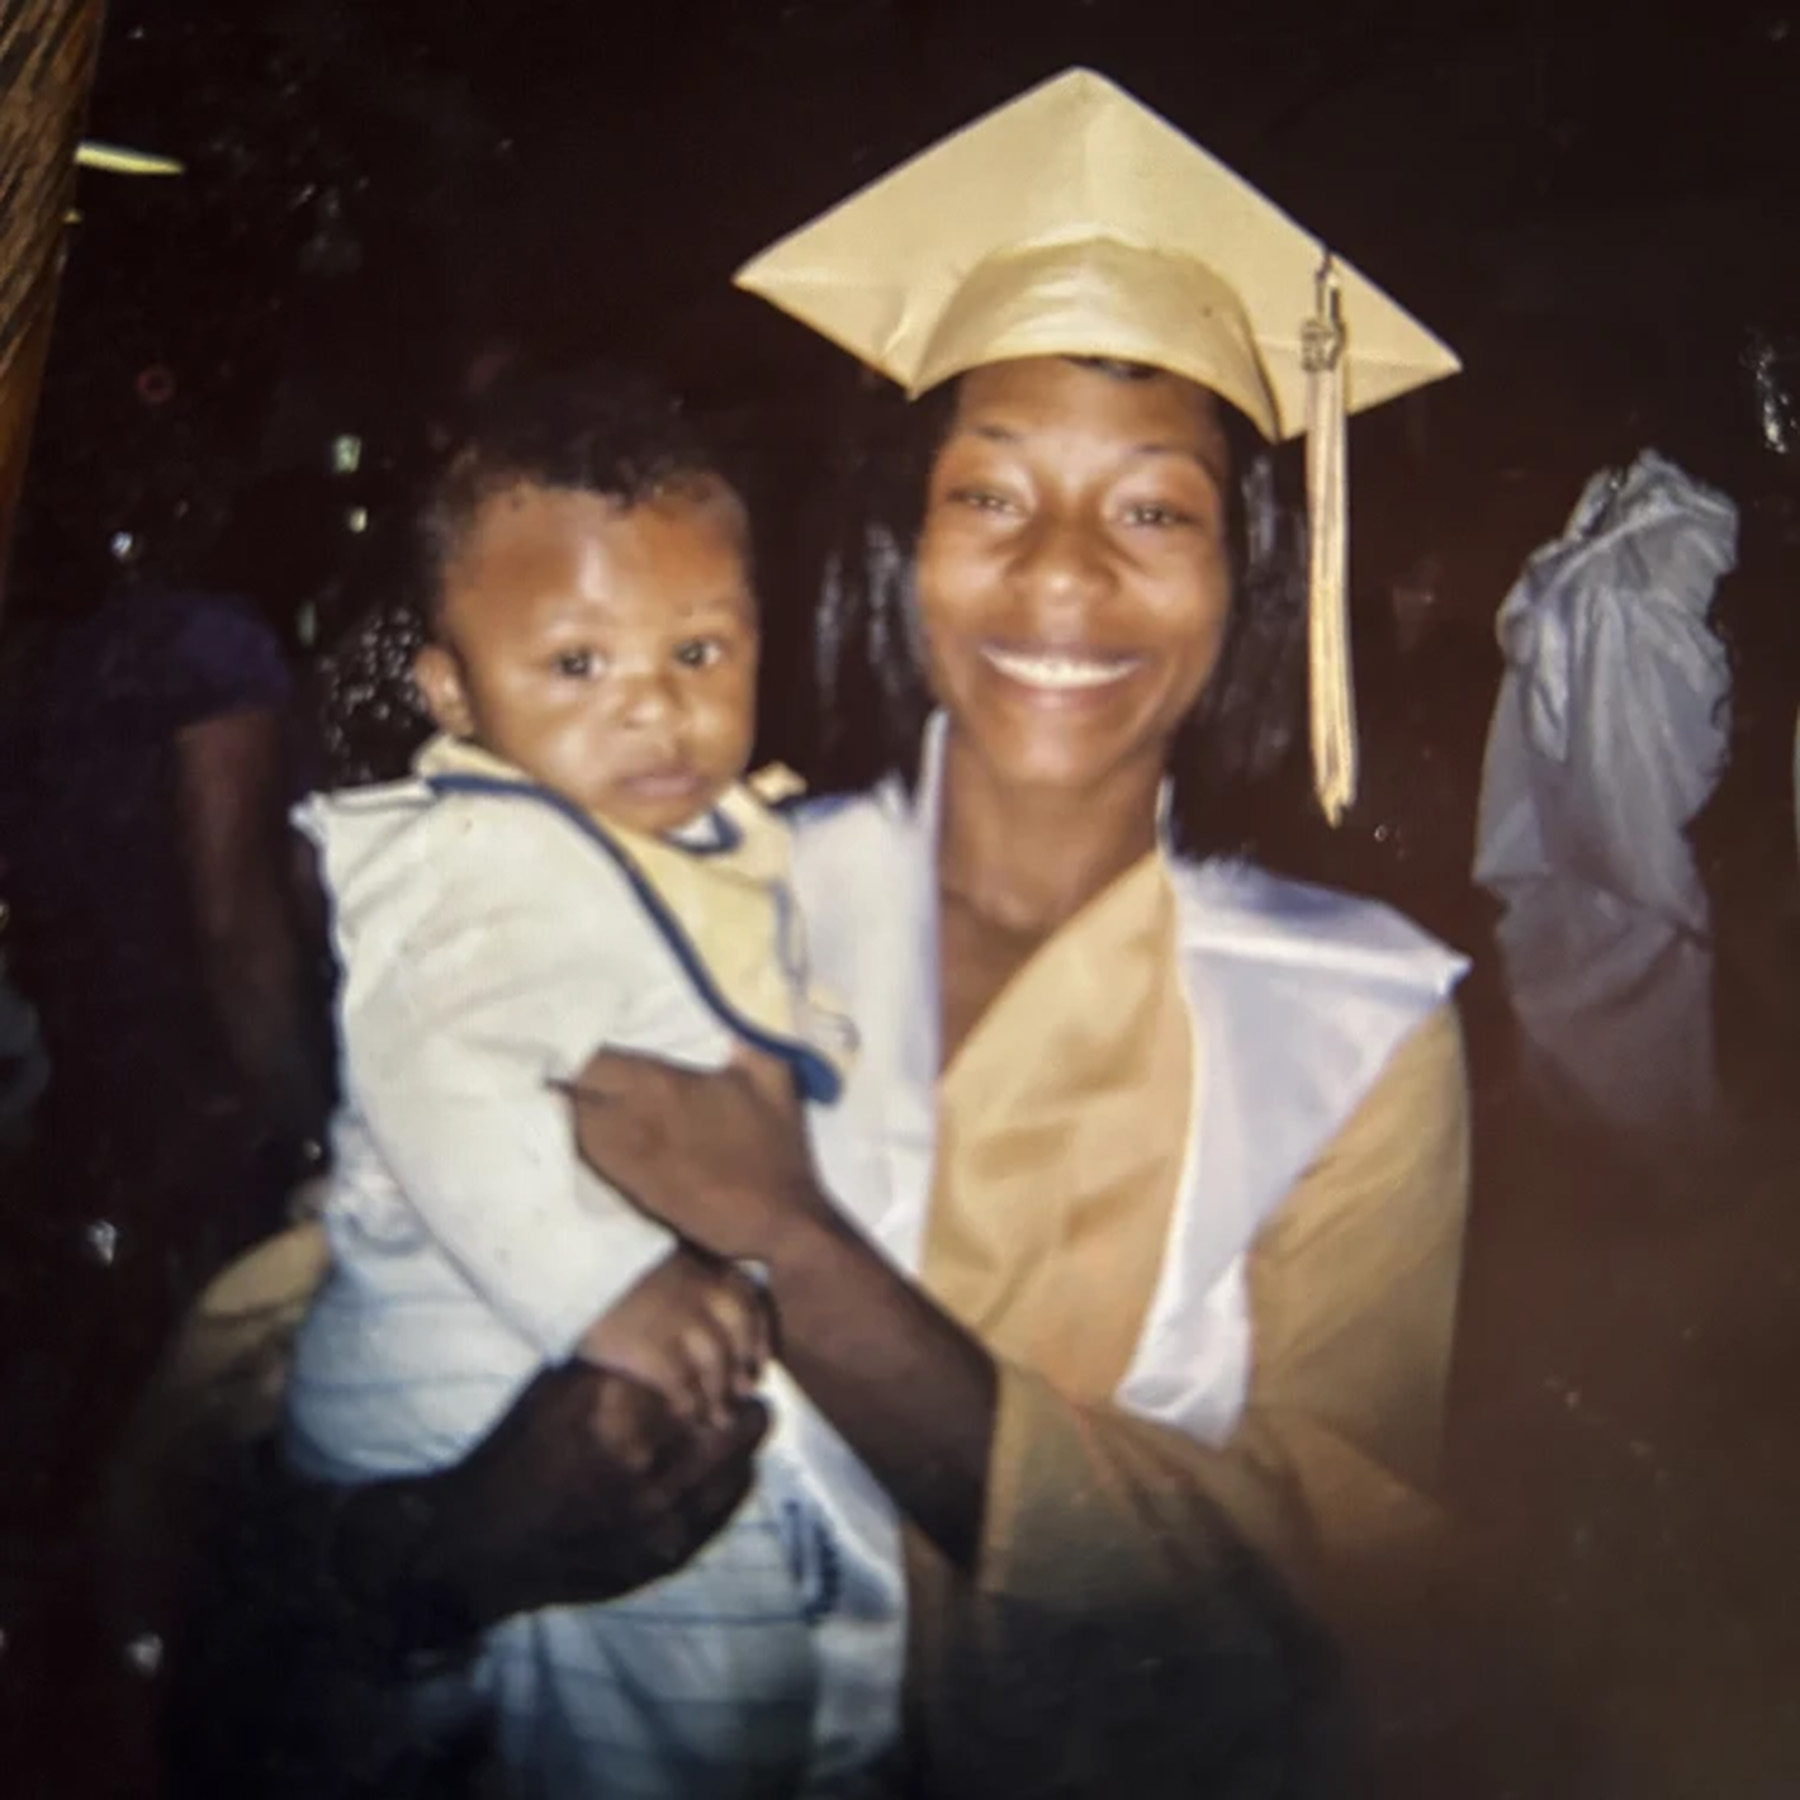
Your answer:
[0,0,106,621]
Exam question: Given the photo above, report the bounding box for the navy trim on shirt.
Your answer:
[423,772,841,1104]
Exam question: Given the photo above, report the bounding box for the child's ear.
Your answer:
[414,642,475,738]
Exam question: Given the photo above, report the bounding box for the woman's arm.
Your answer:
[566,1054,998,1565]
[974,1004,1469,1613]
[940,1009,1488,1776]
[568,1004,1467,1587]
[158,1358,768,1797]
[765,1206,996,1566]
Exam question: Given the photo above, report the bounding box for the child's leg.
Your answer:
[481,1489,818,1799]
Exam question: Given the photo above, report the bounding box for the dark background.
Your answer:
[15,0,1800,875]
[16,0,1799,614]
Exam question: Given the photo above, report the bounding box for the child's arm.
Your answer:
[342,807,678,1363]
[576,1246,771,1427]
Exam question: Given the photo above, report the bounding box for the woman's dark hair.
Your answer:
[806,360,1308,863]
[416,364,741,632]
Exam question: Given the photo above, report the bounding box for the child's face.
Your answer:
[415,481,759,835]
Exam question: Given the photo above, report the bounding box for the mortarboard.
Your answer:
[736,67,1460,822]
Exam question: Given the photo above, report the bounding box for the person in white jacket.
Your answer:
[284,368,853,1799]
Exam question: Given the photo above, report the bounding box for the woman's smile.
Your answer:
[978,644,1146,694]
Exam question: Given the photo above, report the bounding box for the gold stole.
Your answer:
[922,851,1195,1404]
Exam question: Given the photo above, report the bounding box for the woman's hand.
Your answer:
[566,1048,998,1570]
[167,1367,768,1796]
[563,1047,827,1261]
[388,1362,770,1634]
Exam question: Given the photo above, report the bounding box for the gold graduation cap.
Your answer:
[736,67,1460,823]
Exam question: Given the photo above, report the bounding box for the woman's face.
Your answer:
[915,357,1235,800]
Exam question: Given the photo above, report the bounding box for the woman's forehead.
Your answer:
[944,357,1231,476]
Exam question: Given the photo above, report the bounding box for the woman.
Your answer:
[568,69,1467,1790]
[161,68,1469,1799]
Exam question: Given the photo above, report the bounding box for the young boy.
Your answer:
[284,370,851,1798]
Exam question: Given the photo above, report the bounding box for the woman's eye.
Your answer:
[674,638,724,670]
[1123,501,1198,529]
[948,487,1017,516]
[553,649,599,678]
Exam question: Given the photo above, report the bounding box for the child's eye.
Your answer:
[553,649,600,678]
[674,638,725,670]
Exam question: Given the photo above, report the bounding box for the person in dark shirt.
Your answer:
[3,495,335,1312]
[1,487,334,1525]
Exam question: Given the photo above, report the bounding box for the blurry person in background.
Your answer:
[0,470,339,1469]
[0,465,344,1793]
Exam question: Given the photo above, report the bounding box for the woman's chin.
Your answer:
[958,723,1147,802]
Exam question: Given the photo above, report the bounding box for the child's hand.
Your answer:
[578,1248,771,1428]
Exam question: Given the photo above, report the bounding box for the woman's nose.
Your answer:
[1011,514,1112,618]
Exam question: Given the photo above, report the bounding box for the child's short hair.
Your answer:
[417,365,739,629]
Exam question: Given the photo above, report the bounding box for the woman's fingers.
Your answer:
[587,1368,763,1495]
[601,1342,711,1430]
[562,1048,638,1102]
[560,1383,768,1590]
[440,1365,773,1620]
[635,1401,767,1575]
[585,1366,686,1480]
[642,1397,769,1511]
[729,1044,800,1116]
[565,1049,690,1114]
[560,1048,823,1259]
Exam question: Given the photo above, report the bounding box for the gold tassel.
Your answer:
[1303,259,1355,825]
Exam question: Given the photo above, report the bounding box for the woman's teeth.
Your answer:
[982,648,1138,690]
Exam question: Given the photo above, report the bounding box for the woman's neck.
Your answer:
[934,731,1162,939]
